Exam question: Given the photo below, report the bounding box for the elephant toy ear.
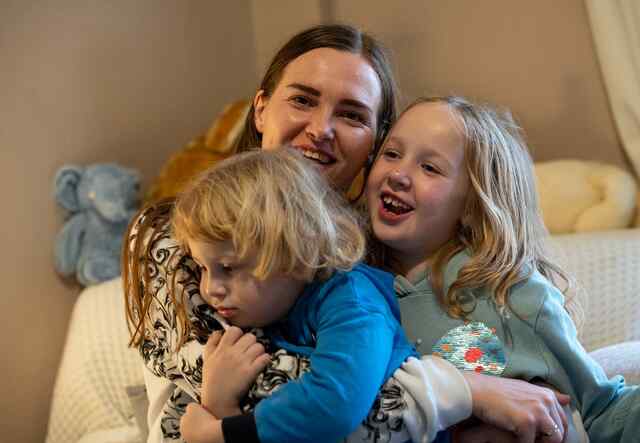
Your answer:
[54,165,84,212]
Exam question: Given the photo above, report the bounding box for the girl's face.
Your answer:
[188,239,304,328]
[366,102,470,273]
[254,47,382,190]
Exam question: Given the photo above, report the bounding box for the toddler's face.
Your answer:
[188,239,304,328]
[366,102,469,269]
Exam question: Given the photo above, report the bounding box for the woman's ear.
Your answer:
[253,89,268,134]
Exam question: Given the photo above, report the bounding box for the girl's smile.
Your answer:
[377,190,415,223]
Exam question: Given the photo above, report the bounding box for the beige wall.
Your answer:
[1,0,628,441]
[0,1,256,442]
[334,0,628,169]
[251,0,329,74]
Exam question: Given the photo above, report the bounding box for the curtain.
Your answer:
[585,0,640,177]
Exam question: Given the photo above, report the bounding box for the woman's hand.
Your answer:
[463,372,570,443]
[180,403,223,443]
[200,326,271,418]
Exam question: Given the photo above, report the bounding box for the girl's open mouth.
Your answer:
[380,192,414,215]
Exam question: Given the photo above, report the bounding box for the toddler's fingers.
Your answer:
[235,332,258,352]
[219,326,244,346]
[244,342,266,361]
[204,330,223,358]
[249,353,272,378]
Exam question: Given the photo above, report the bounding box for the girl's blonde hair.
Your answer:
[377,96,581,324]
[172,148,366,282]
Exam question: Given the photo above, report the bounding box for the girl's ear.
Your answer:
[253,89,268,134]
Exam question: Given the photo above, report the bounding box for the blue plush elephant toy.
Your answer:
[54,163,141,286]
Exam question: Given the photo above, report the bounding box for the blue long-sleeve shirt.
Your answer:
[222,263,417,443]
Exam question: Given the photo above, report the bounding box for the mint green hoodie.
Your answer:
[395,251,640,443]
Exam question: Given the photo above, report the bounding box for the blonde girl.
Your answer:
[366,95,640,443]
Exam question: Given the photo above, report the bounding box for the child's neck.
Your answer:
[389,251,431,283]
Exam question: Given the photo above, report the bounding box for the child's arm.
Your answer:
[220,276,398,443]
[531,280,640,443]
[180,403,224,443]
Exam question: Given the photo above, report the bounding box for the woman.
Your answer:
[124,24,568,443]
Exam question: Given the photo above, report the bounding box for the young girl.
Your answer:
[366,95,640,443]
[170,148,422,443]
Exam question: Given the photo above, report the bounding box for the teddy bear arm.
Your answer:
[77,253,121,286]
[54,213,88,276]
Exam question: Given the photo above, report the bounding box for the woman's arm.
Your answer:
[396,354,570,443]
[462,371,569,443]
[394,355,473,443]
[143,365,176,443]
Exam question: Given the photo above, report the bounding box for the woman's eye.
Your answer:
[220,263,233,274]
[340,110,367,125]
[290,95,314,107]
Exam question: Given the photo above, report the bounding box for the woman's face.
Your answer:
[254,48,382,190]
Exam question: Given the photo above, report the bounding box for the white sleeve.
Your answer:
[143,364,177,443]
[394,355,472,443]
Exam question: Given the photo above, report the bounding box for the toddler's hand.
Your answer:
[201,326,271,418]
[180,403,219,443]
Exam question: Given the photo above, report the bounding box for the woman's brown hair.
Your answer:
[124,25,399,348]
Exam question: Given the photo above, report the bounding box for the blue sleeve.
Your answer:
[534,285,640,443]
[254,275,397,443]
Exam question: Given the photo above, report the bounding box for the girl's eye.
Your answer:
[220,263,233,274]
[382,148,400,159]
[421,163,439,174]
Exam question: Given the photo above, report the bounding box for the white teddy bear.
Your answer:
[534,159,638,234]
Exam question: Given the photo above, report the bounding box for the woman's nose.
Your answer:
[388,169,411,189]
[306,109,335,142]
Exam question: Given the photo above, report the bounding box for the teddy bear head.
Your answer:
[55,163,141,222]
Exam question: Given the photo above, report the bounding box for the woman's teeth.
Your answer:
[302,149,331,164]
